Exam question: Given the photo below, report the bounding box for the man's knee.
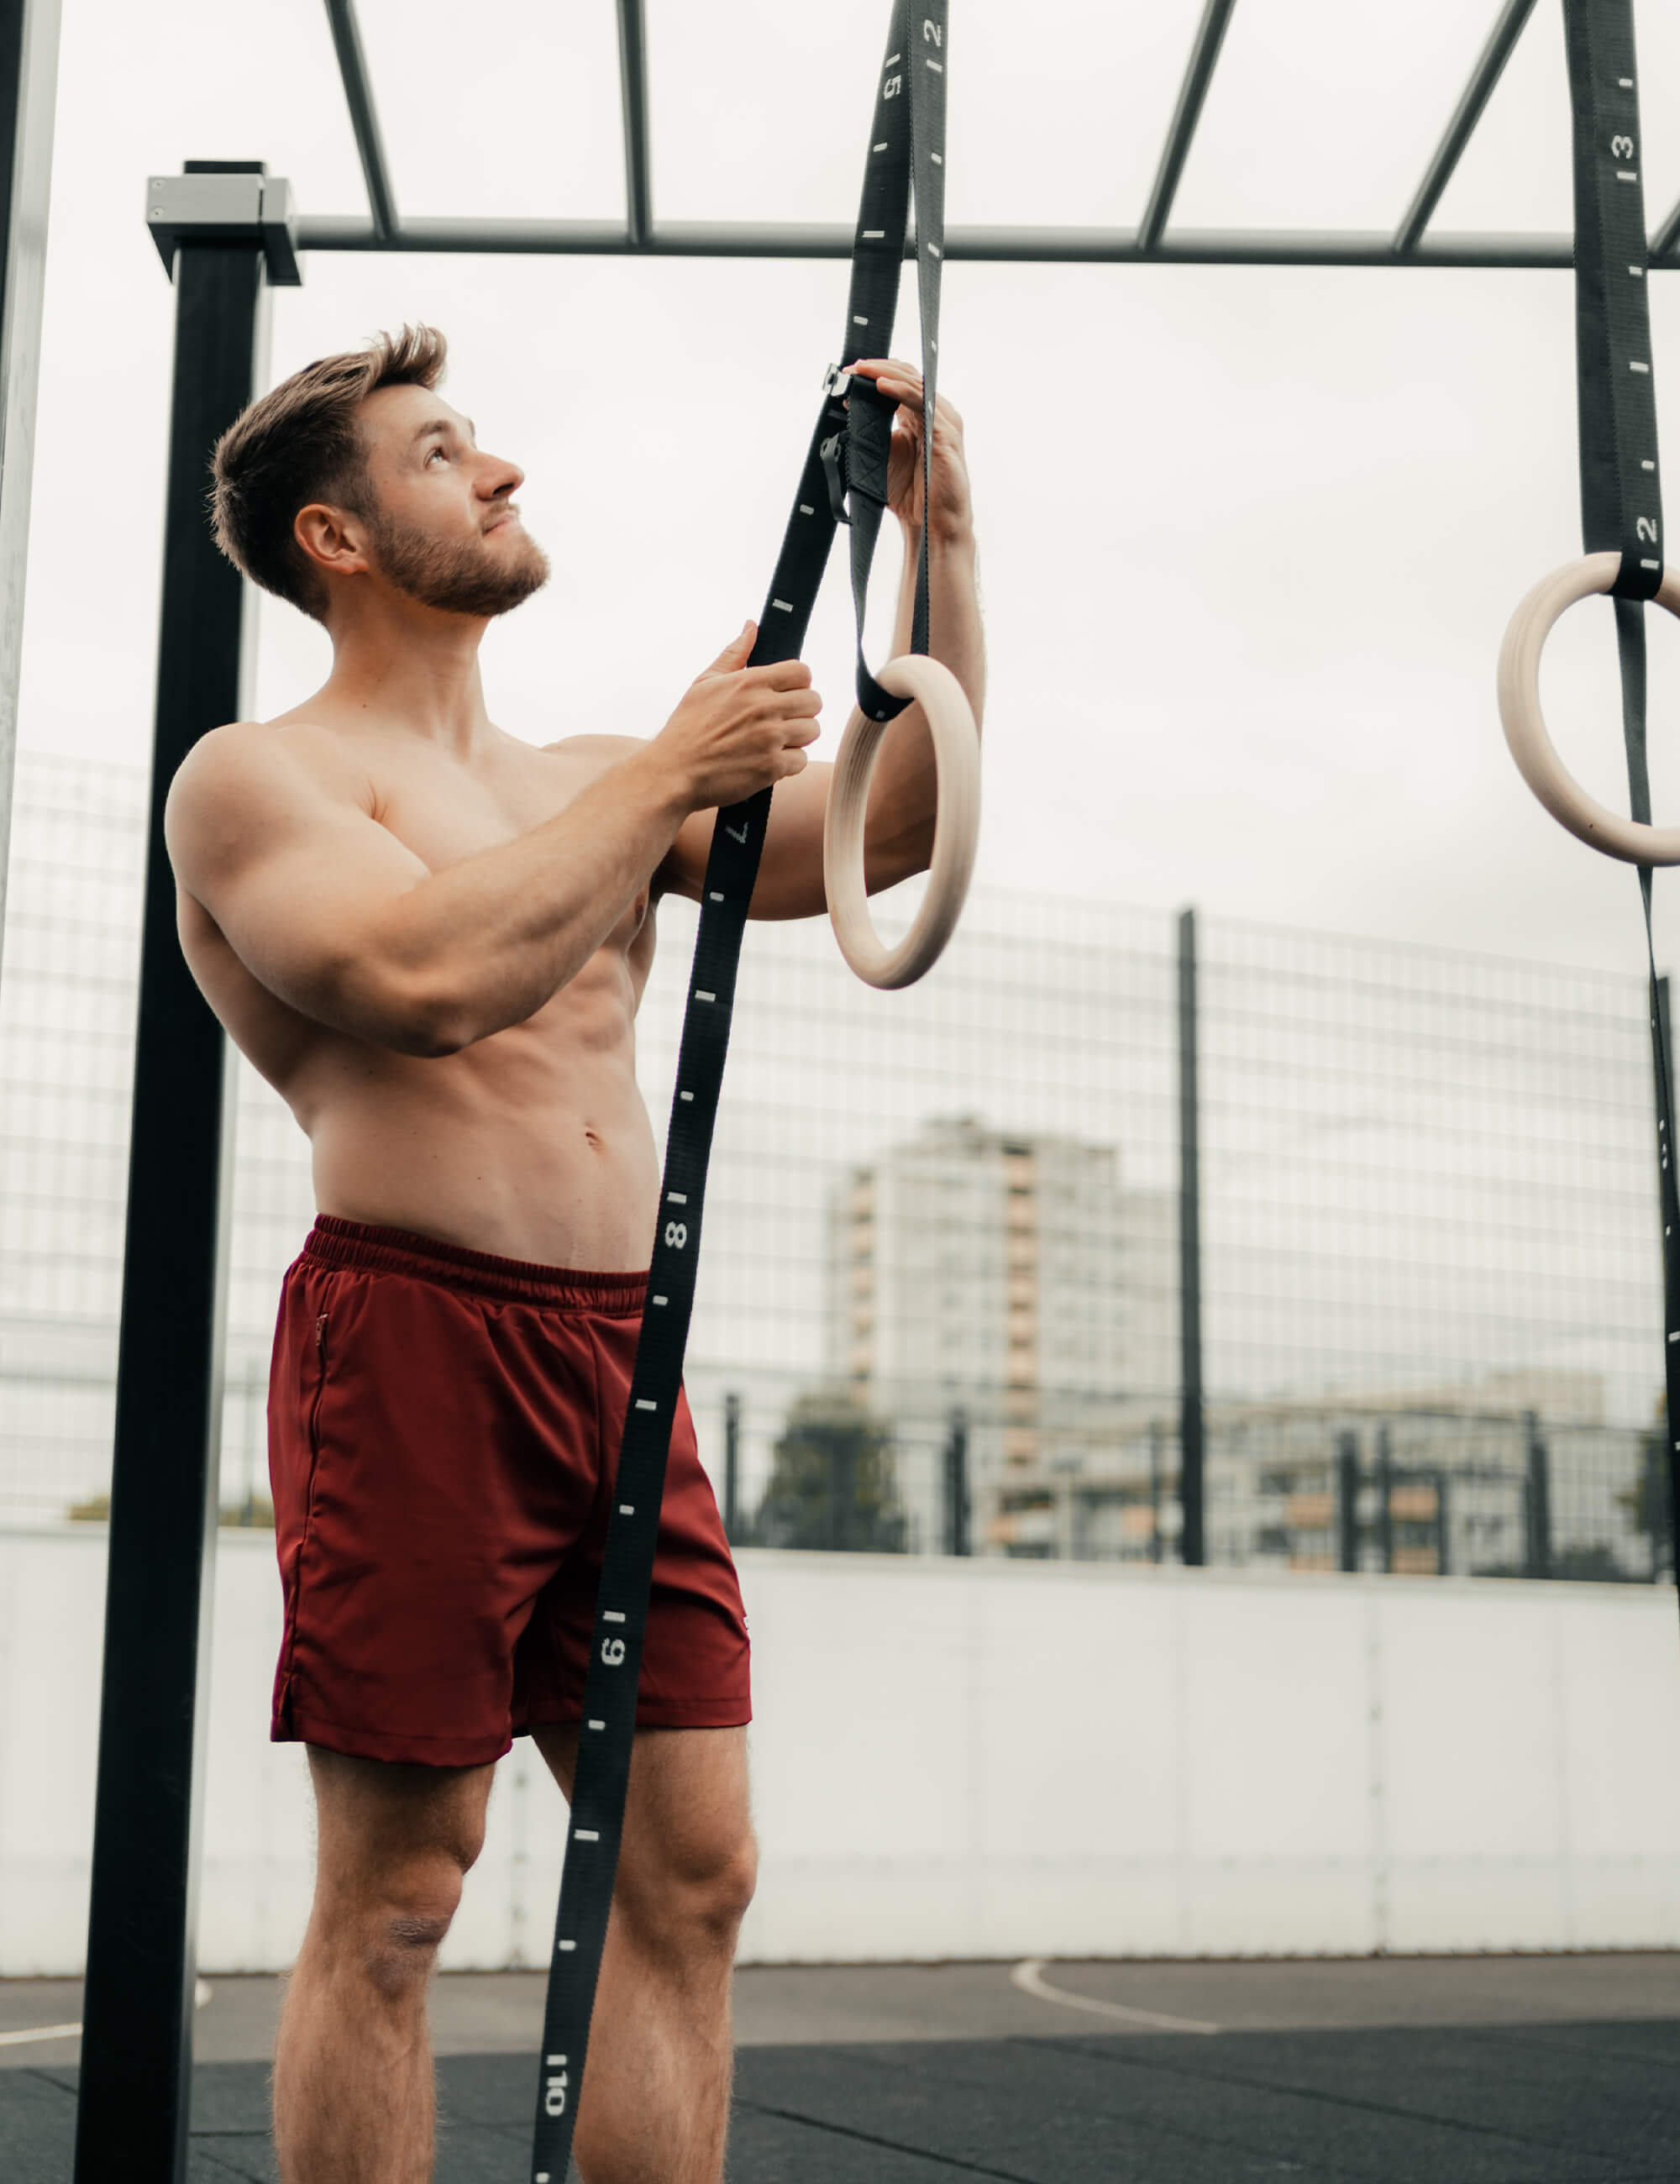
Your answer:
[621,1824,759,1959]
[308,1761,490,1999]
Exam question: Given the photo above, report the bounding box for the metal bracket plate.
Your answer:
[144,173,302,286]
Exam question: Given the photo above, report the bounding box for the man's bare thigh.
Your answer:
[533,1724,752,1885]
[307,1746,496,1903]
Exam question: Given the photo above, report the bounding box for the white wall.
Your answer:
[2,1525,1677,1975]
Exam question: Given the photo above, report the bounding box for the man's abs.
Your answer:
[180,885,664,1270]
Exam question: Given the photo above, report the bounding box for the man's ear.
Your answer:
[294,501,371,585]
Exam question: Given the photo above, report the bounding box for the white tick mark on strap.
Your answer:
[603,1611,626,1624]
[587,1719,605,1731]
[575,1830,600,1842]
[558,1939,577,1952]
[695,990,716,1002]
[619,1504,634,1515]
[667,1191,687,1205]
[772,598,794,612]
[636,1398,657,1410]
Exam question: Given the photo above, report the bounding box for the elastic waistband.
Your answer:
[301,1215,649,1315]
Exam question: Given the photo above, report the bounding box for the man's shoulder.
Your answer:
[166,718,366,858]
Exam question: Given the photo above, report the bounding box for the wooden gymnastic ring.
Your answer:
[822,654,981,990]
[1498,550,1680,865]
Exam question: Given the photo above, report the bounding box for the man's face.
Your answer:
[349,381,550,617]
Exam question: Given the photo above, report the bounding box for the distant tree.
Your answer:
[752,1393,907,1553]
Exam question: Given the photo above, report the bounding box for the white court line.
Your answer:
[0,1977,210,2049]
[0,2021,81,2048]
[1010,1958,1221,2036]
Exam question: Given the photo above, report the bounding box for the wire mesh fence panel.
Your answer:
[0,752,1670,1574]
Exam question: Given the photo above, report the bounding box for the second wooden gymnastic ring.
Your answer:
[822,654,981,990]
[1498,550,1680,864]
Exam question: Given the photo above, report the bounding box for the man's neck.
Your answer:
[318,600,496,759]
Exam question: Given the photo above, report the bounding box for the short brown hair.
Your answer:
[209,323,448,622]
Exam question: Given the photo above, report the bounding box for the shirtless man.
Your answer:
[163,325,983,2182]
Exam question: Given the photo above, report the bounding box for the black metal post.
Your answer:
[1374,1424,1394,1574]
[1525,1410,1552,1581]
[1177,907,1205,1566]
[75,170,269,2184]
[722,1389,740,1542]
[0,0,60,974]
[1336,1428,1360,1572]
[943,1406,970,1557]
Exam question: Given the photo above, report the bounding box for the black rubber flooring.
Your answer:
[5,2019,1680,2181]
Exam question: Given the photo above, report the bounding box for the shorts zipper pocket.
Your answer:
[307,1312,328,1455]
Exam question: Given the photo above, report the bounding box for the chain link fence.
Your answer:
[0,749,1669,1579]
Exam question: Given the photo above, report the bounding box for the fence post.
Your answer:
[723,1389,741,1542]
[1645,1431,1672,1581]
[1148,1418,1164,1563]
[1336,1427,1360,1572]
[944,1405,970,1557]
[1178,906,1205,1566]
[1525,1410,1552,1579]
[1433,1467,1451,1577]
[1374,1424,1394,1574]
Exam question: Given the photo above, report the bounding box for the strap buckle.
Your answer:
[819,429,851,526]
[822,361,853,402]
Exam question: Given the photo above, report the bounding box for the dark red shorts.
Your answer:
[267,1215,751,1767]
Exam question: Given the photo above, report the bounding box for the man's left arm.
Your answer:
[659,360,984,920]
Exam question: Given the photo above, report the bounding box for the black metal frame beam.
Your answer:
[286,216,1673,269]
[1138,0,1238,254]
[1394,0,1538,256]
[617,0,652,249]
[323,0,396,243]
[0,0,60,979]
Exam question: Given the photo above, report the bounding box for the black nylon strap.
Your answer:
[528,8,948,2175]
[1562,0,1680,1599]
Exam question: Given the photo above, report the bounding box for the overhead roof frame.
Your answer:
[303,0,1680,270]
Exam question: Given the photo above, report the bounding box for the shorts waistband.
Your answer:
[301,1215,649,1315]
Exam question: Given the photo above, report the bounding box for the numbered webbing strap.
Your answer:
[1563,0,1680,1596]
[528,8,948,2177]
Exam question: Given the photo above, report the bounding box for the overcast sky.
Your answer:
[14,0,1680,983]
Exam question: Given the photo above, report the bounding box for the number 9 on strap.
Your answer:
[822,654,982,990]
[1499,551,1680,865]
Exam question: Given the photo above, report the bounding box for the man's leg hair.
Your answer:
[273,1746,495,2184]
[533,1722,757,2184]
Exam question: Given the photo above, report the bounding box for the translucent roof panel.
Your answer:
[1436,0,1680,238]
[1171,0,1534,234]
[68,0,365,220]
[645,0,1207,232]
[351,0,624,222]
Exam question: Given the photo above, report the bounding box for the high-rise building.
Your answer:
[827,1116,1179,1551]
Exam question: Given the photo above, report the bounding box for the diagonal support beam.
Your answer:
[1138,0,1239,255]
[323,0,397,244]
[617,0,652,249]
[1393,0,1536,255]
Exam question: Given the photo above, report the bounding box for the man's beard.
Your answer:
[365,507,550,617]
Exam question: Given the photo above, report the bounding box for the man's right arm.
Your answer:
[165,632,822,1056]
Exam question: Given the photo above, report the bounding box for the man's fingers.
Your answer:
[743,658,813,691]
